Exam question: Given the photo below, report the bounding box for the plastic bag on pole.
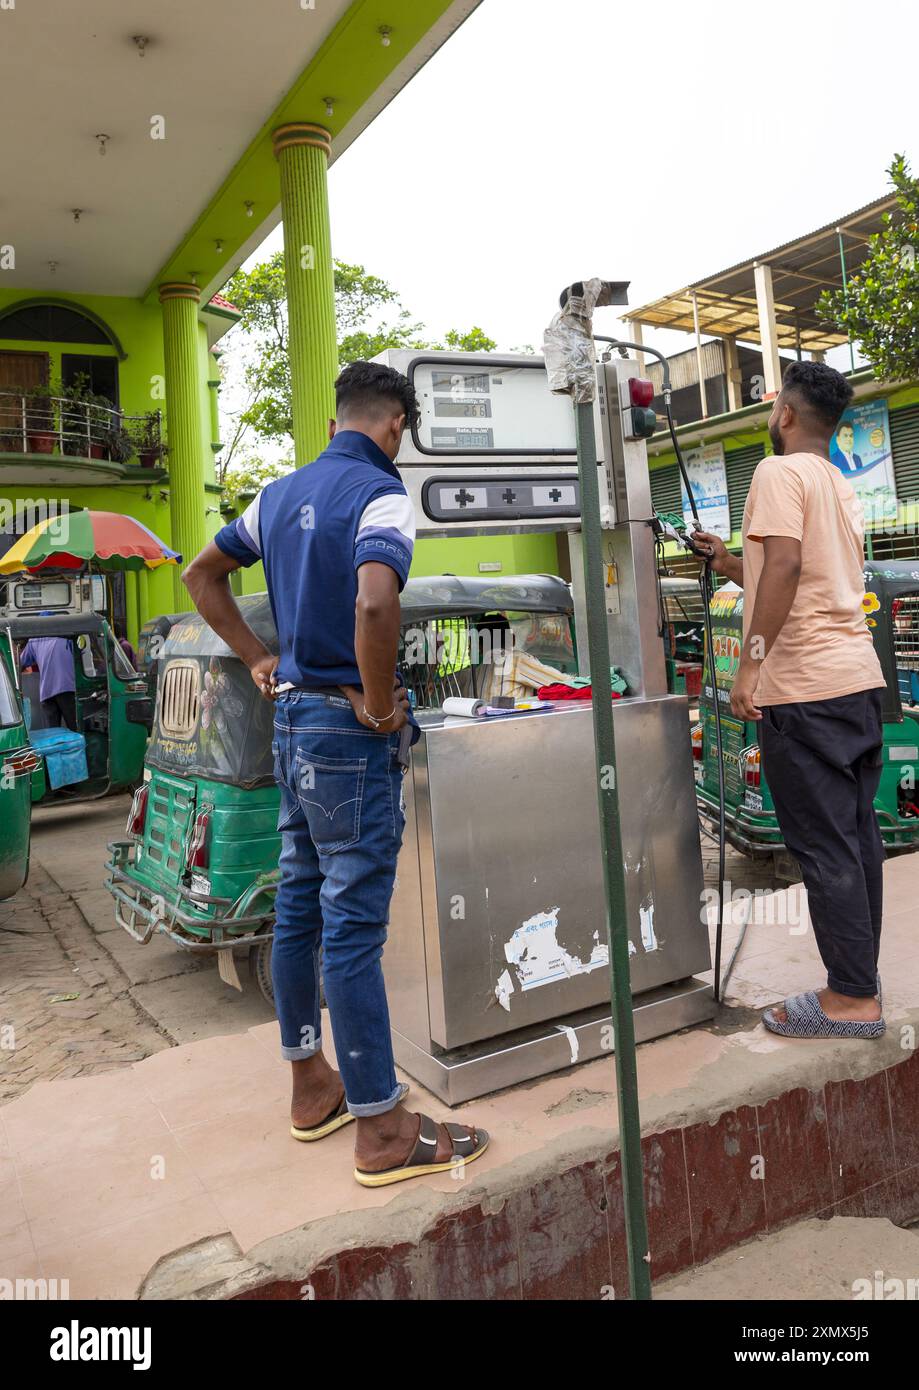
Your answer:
[543,278,621,404]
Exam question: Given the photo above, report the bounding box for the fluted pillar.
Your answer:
[159,281,207,605]
[273,123,337,467]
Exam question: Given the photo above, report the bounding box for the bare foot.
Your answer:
[354,1106,477,1173]
[771,986,881,1026]
[290,1053,345,1131]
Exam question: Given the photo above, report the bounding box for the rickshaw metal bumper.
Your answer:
[104,840,277,952]
[696,793,783,859]
[697,792,919,858]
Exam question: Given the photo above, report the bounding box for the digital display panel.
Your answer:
[431,427,495,450]
[15,581,71,610]
[434,398,493,420]
[411,360,577,457]
[431,371,490,394]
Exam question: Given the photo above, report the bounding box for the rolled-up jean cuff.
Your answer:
[280,1037,323,1062]
[828,975,877,1000]
[347,1081,406,1119]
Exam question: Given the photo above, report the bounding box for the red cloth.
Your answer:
[537,684,622,702]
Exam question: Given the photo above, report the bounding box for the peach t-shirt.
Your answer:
[742,451,884,706]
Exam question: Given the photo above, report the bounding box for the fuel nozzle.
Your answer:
[652,511,712,562]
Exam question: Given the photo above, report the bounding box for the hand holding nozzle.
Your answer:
[690,529,730,574]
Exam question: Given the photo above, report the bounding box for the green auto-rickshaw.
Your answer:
[695,561,919,874]
[105,576,578,1002]
[0,573,152,805]
[0,640,40,901]
[107,595,282,999]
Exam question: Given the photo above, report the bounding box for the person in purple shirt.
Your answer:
[19,628,77,731]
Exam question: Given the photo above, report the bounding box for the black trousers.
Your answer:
[41,691,78,732]
[759,689,885,999]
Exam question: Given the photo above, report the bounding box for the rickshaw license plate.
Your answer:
[190,874,212,898]
[744,791,763,812]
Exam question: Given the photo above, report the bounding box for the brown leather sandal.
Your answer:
[291,1080,410,1143]
[290,1093,354,1143]
[353,1112,490,1188]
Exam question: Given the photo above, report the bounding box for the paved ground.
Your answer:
[0,797,274,1105]
[0,855,169,1106]
[0,795,781,1103]
[657,1216,919,1301]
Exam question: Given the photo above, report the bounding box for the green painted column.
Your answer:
[208,350,223,454]
[159,281,207,606]
[138,568,149,631]
[273,122,338,467]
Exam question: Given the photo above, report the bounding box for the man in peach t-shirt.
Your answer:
[695,362,886,1041]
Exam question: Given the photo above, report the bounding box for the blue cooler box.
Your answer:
[29,728,89,790]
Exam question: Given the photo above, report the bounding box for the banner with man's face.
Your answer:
[829,399,896,524]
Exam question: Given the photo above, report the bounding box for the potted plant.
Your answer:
[59,376,101,458]
[134,412,167,468]
[26,384,57,454]
[104,421,136,464]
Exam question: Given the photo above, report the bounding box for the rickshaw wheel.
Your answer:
[250,936,326,1010]
[251,935,275,1006]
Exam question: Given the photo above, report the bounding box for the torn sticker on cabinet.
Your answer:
[640,896,659,952]
[495,969,514,1012]
[500,906,609,995]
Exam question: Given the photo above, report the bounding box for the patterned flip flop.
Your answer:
[763,990,885,1040]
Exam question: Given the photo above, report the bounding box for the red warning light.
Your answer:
[629,378,655,408]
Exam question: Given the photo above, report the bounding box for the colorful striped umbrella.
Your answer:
[0,510,182,575]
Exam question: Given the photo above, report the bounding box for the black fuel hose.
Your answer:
[662,403,729,1004]
[595,337,730,1002]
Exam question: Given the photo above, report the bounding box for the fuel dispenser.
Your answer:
[374,346,715,1104]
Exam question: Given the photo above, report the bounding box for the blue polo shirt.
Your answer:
[214,430,416,690]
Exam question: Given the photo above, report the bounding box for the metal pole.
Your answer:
[692,291,709,420]
[837,230,857,374]
[574,399,652,1302]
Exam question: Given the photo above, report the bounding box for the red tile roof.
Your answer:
[208,294,241,316]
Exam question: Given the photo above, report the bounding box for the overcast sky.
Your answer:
[251,0,917,366]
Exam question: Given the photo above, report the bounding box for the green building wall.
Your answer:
[413,531,560,578]
[0,288,220,639]
[648,377,919,557]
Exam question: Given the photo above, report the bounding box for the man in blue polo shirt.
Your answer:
[183,361,486,1188]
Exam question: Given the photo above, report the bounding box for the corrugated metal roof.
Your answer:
[646,340,725,392]
[626,194,899,352]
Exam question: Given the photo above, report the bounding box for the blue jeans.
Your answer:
[271,692,406,1117]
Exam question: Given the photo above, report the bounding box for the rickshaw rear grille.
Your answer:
[894,595,919,706]
[146,781,196,875]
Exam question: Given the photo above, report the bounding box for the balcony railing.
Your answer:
[0,391,166,469]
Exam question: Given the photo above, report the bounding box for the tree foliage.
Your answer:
[217,254,498,486]
[220,455,293,510]
[818,154,919,382]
